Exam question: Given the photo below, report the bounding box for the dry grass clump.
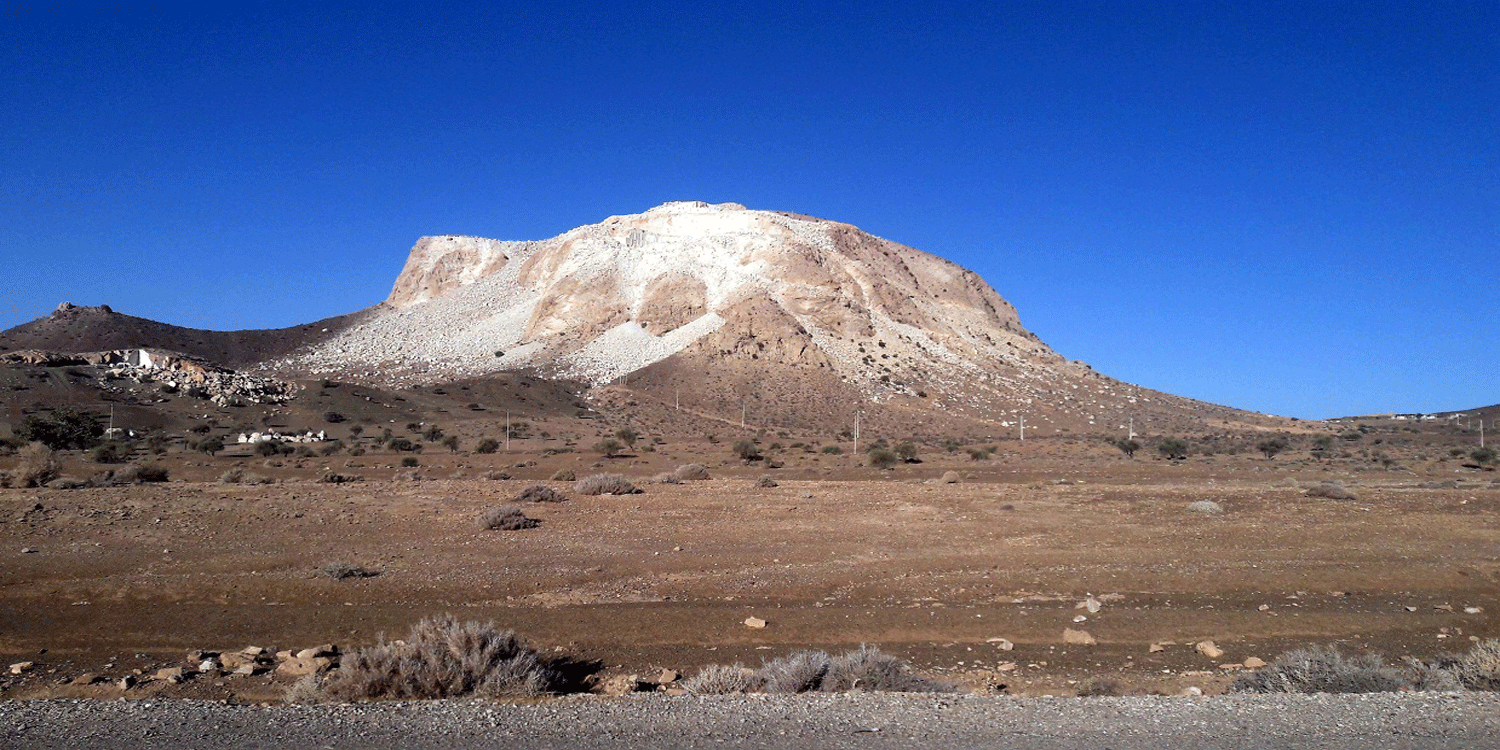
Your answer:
[480,506,539,531]
[550,468,576,482]
[218,467,273,485]
[1305,482,1358,500]
[674,463,710,481]
[290,616,559,702]
[1456,639,1500,691]
[114,463,169,483]
[653,473,682,484]
[1186,500,1224,515]
[1230,646,1456,694]
[16,442,58,487]
[756,476,778,488]
[1075,676,1124,697]
[682,664,764,694]
[481,470,511,481]
[574,473,639,496]
[685,646,953,695]
[322,563,379,580]
[515,485,565,503]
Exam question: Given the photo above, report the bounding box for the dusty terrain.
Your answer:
[2,430,1496,703]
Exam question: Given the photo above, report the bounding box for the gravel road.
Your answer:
[4,692,1498,749]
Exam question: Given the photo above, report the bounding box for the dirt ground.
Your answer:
[1,440,1497,702]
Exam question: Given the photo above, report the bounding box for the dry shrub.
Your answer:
[16,442,58,487]
[480,506,538,530]
[115,463,169,483]
[756,476,778,488]
[218,467,273,485]
[297,616,559,702]
[1229,646,1447,694]
[550,468,576,482]
[683,664,763,694]
[515,485,565,503]
[818,645,952,692]
[322,563,378,580]
[1186,500,1224,515]
[1305,482,1358,500]
[481,470,511,481]
[653,473,682,484]
[674,463,710,481]
[1457,639,1500,691]
[757,651,830,693]
[574,473,639,496]
[689,647,952,695]
[1075,676,1123,697]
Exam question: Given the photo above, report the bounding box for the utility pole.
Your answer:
[675,387,680,411]
[741,400,747,428]
[1019,415,1026,442]
[1128,417,1135,441]
[505,410,511,451]
[1482,421,1486,449]
[853,409,862,456]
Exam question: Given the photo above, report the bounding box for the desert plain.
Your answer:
[3,395,1495,703]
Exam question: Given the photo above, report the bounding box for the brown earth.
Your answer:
[2,434,1496,703]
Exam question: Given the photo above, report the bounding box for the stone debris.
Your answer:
[1077,596,1102,614]
[600,675,644,695]
[9,661,34,675]
[1464,606,1483,614]
[1243,657,1267,669]
[985,638,1015,651]
[743,617,768,629]
[69,673,99,686]
[1195,641,1225,659]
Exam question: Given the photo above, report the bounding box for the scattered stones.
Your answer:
[1186,500,1224,515]
[600,674,644,695]
[1257,604,1271,612]
[1464,606,1484,614]
[657,668,680,684]
[940,471,961,484]
[1243,656,1267,669]
[20,548,36,554]
[1062,628,1096,646]
[153,667,187,684]
[985,638,1015,651]
[117,675,136,690]
[9,661,34,675]
[743,617,767,629]
[68,673,99,686]
[1195,641,1225,659]
[1078,596,1102,613]
[1149,643,1169,653]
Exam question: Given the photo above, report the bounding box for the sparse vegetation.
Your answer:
[1230,646,1457,694]
[13,407,103,450]
[218,467,273,485]
[289,616,560,702]
[733,439,762,461]
[1305,482,1358,500]
[322,563,378,580]
[614,428,637,448]
[894,441,920,463]
[480,506,539,530]
[89,443,123,464]
[575,473,639,495]
[821,445,844,455]
[757,476,778,488]
[550,468,576,482]
[867,447,899,469]
[1156,437,1190,461]
[593,437,625,458]
[474,438,500,454]
[1114,438,1140,458]
[16,442,59,487]
[686,646,952,694]
[400,457,420,468]
[674,463,710,481]
[1456,639,1500,691]
[1075,676,1123,696]
[1257,437,1289,459]
[441,435,460,453]
[967,447,991,461]
[515,485,565,503]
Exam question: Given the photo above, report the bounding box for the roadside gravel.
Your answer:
[4,692,1498,749]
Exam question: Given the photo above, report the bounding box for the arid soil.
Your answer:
[2,439,1496,703]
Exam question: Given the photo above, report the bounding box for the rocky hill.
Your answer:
[265,201,1284,435]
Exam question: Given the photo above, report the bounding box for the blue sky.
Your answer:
[1,2,1494,419]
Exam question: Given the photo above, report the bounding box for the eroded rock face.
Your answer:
[266,201,1277,433]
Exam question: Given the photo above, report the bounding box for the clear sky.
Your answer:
[1,2,1494,420]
